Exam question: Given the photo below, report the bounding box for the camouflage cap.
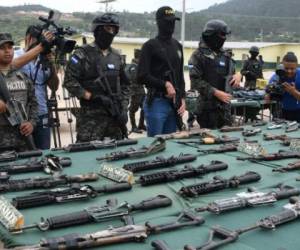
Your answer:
[0,33,14,47]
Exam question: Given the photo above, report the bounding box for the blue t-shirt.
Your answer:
[269,68,300,110]
[14,49,51,116]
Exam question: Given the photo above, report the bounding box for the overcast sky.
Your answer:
[0,0,227,13]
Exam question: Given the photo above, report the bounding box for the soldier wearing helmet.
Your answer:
[241,46,263,90]
[63,13,130,142]
[188,19,241,129]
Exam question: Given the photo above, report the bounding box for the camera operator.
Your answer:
[14,25,59,149]
[267,52,300,122]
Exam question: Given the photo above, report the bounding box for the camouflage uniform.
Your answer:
[0,69,38,151]
[241,58,263,90]
[188,42,233,129]
[126,59,146,130]
[63,42,130,142]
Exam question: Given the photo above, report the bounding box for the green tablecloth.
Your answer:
[2,124,300,250]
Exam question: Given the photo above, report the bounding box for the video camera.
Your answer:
[266,64,286,100]
[35,10,76,56]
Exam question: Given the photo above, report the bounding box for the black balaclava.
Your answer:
[94,26,115,50]
[202,33,226,51]
[250,52,259,59]
[157,19,175,40]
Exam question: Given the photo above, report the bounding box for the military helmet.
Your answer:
[202,19,231,36]
[249,46,259,54]
[91,13,120,33]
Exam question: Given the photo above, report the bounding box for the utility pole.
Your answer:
[97,0,116,12]
[181,0,186,48]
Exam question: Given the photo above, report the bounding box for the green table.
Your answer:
[2,124,300,250]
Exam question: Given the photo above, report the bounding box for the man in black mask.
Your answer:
[241,46,263,90]
[188,19,241,129]
[64,13,130,141]
[138,6,186,137]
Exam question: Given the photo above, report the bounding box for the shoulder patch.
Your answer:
[71,56,79,65]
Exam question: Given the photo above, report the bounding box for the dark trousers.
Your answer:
[282,109,300,123]
[33,114,51,150]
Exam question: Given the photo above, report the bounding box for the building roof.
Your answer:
[80,33,300,50]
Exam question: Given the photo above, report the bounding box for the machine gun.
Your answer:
[185,198,300,250]
[51,138,138,153]
[0,150,42,163]
[11,195,172,233]
[138,161,228,186]
[178,171,261,198]
[0,74,36,150]
[123,153,197,173]
[0,154,71,175]
[12,182,132,209]
[96,138,165,161]
[0,173,99,193]
[197,144,238,155]
[273,160,300,173]
[236,150,300,161]
[195,185,300,214]
[7,210,203,250]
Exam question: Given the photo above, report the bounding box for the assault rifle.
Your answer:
[186,198,300,250]
[0,74,36,150]
[155,128,212,140]
[138,161,228,186]
[236,150,300,161]
[0,173,99,193]
[96,138,165,161]
[273,160,300,173]
[11,195,172,233]
[197,144,238,155]
[95,63,128,138]
[7,210,203,250]
[263,133,300,145]
[12,182,132,209]
[0,155,71,175]
[176,136,240,148]
[195,185,300,214]
[178,171,261,198]
[51,138,137,153]
[0,150,42,163]
[219,126,244,132]
[123,153,197,173]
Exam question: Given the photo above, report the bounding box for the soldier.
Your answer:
[0,33,38,152]
[188,19,241,129]
[63,13,130,142]
[127,49,146,133]
[138,6,186,137]
[241,46,263,90]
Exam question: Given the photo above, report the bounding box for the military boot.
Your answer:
[130,112,142,133]
[137,110,146,131]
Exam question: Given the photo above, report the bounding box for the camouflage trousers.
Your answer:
[129,94,145,113]
[0,126,29,152]
[196,104,232,129]
[76,110,124,142]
